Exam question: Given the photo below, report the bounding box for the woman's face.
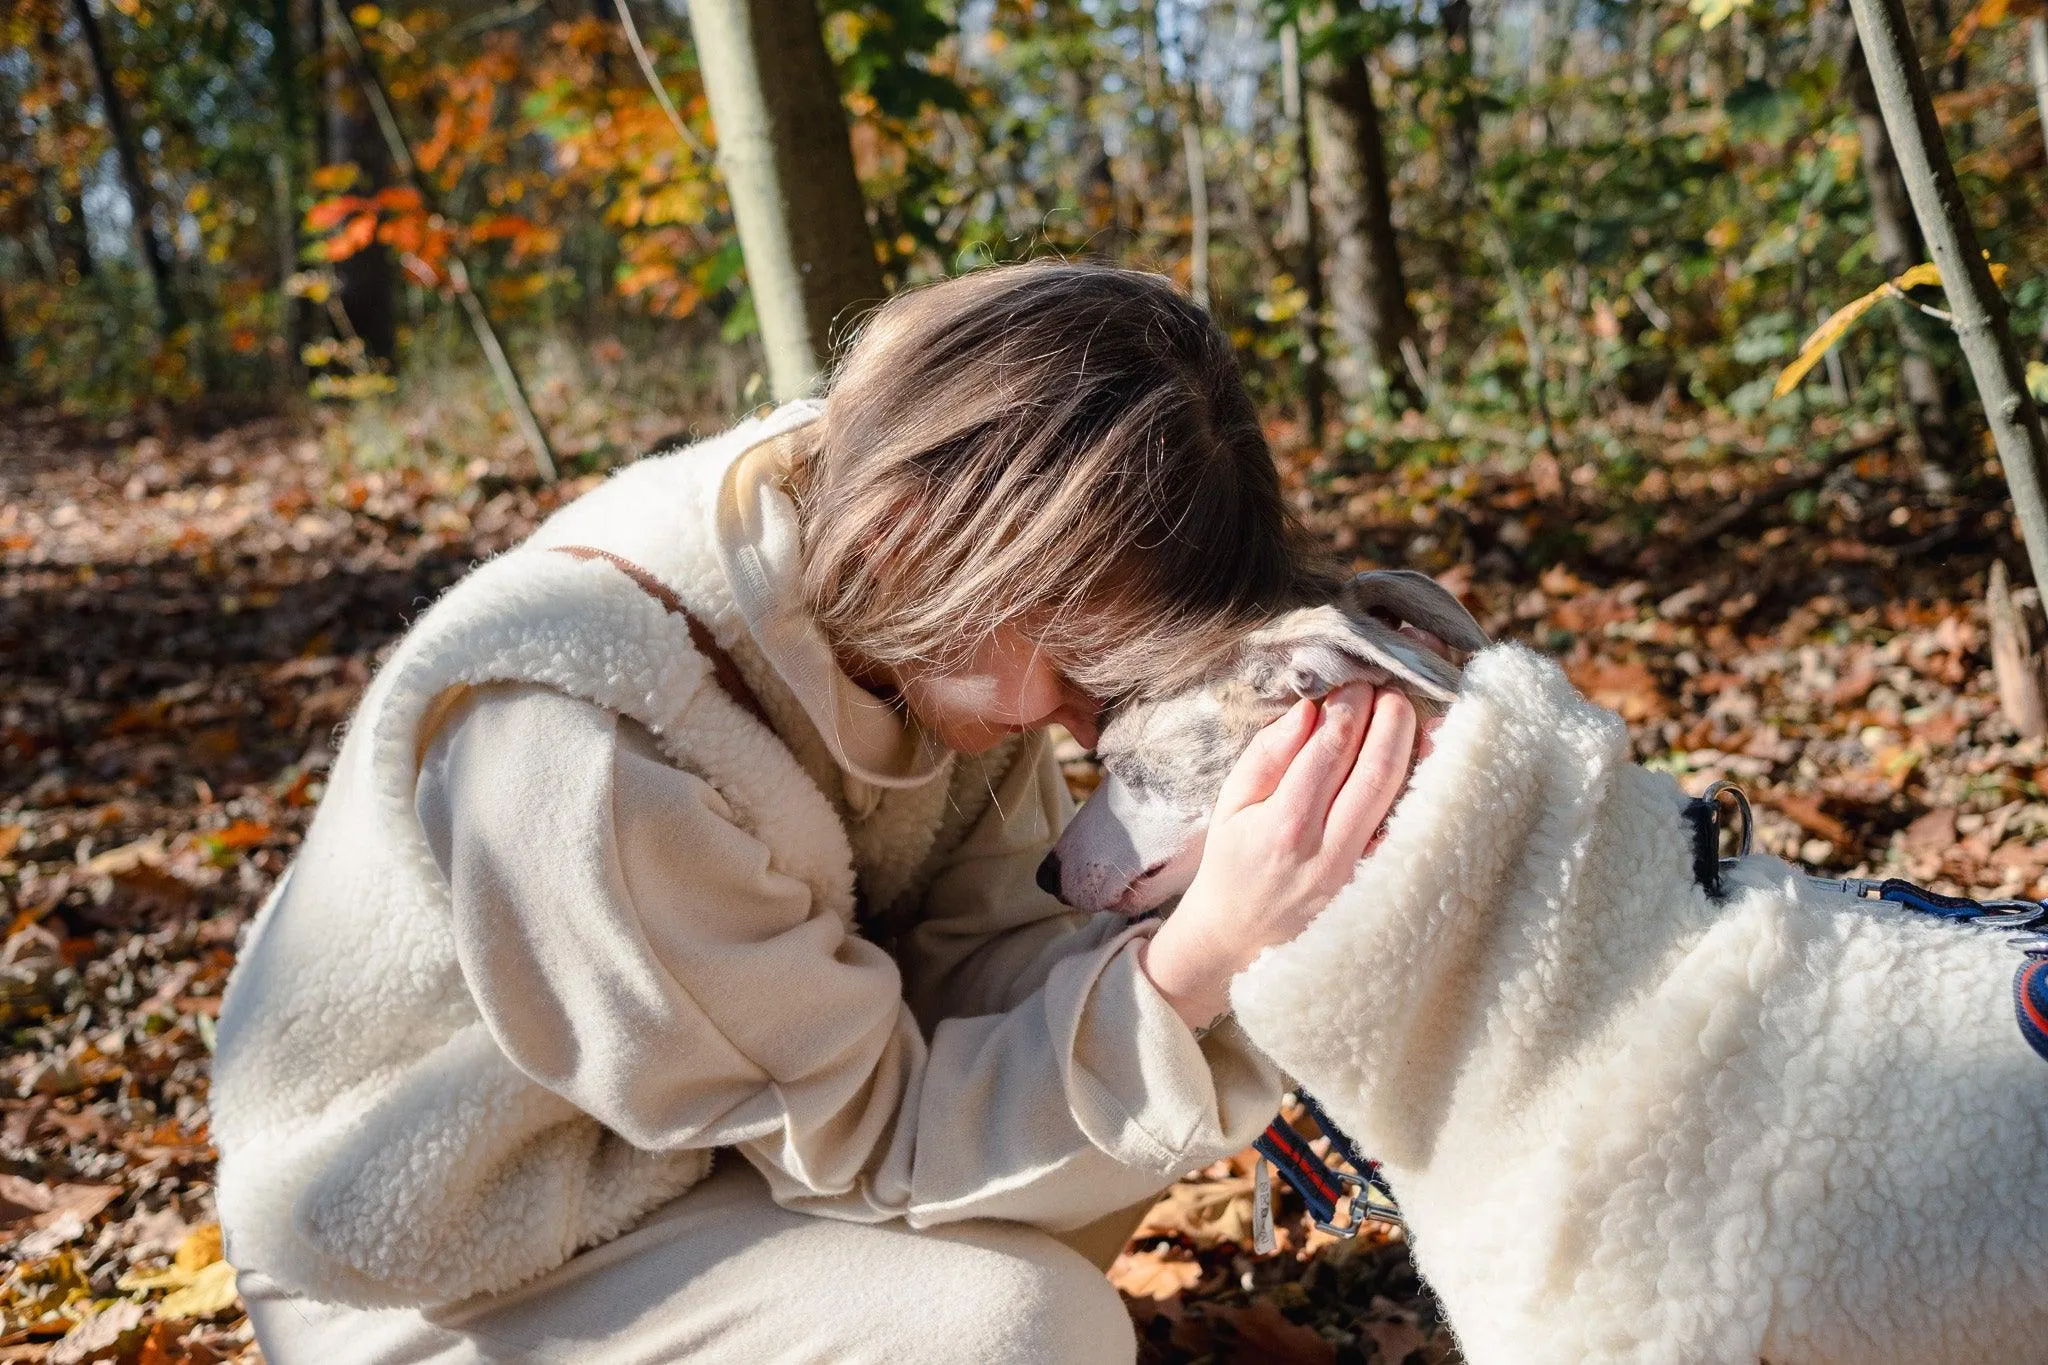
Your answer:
[885,622,1101,756]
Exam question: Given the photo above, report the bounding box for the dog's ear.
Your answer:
[1238,604,1463,707]
[1339,569,1491,655]
[1237,572,1488,708]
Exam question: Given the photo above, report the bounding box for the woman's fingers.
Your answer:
[1214,696,1320,817]
[1322,688,1417,866]
[1266,681,1376,836]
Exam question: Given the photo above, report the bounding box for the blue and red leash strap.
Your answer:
[1251,1094,1402,1254]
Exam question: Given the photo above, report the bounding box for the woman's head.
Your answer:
[790,261,1334,754]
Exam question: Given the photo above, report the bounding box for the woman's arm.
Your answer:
[421,685,1281,1232]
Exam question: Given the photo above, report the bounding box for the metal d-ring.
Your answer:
[1311,1171,1406,1238]
[1703,780,1753,861]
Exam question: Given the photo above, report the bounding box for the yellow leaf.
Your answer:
[1773,259,2011,398]
[1890,261,1942,291]
[1689,0,1753,30]
[174,1224,223,1275]
[350,3,380,25]
[2026,361,2048,404]
[158,1260,238,1320]
[117,1265,193,1292]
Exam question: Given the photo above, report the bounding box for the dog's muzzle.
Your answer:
[1035,850,1065,902]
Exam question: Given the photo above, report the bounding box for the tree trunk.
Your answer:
[1441,0,1480,201]
[1846,0,2048,594]
[1842,20,1962,474]
[325,18,397,365]
[37,166,93,282]
[1280,23,1326,441]
[321,0,556,479]
[1988,559,2046,737]
[689,0,885,401]
[271,0,309,381]
[2029,18,2048,184]
[0,282,15,378]
[1306,1,1421,411]
[36,27,94,280]
[1181,98,1210,311]
[71,0,181,337]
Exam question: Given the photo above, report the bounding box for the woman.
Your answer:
[213,262,1420,1363]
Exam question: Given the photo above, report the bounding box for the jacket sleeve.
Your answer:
[419,684,1282,1234]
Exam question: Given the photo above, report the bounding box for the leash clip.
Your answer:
[1313,1170,1404,1238]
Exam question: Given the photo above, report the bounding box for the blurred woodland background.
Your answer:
[8,0,2048,1361]
[3,0,2044,441]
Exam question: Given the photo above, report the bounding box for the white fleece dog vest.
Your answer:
[211,404,966,1307]
[1232,644,2048,1364]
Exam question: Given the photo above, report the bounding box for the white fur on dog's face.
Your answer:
[1043,571,1488,915]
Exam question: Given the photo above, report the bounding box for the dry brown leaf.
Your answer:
[0,1173,53,1227]
[1765,793,1851,847]
[1568,658,1668,722]
[1209,1301,1336,1363]
[1108,1247,1203,1300]
[1901,808,1959,858]
[48,1301,147,1365]
[1360,1302,1431,1362]
[1134,1176,1257,1249]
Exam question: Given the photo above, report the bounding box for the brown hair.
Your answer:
[790,261,1336,702]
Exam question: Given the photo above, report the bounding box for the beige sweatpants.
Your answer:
[240,1160,1143,1365]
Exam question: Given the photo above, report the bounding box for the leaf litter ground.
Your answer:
[4,403,2041,1364]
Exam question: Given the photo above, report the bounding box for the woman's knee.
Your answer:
[904,1225,1135,1365]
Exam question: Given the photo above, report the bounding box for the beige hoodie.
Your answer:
[212,402,1282,1309]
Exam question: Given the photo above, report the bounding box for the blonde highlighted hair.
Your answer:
[789,261,1335,702]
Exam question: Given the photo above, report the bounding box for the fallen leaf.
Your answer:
[1109,1247,1203,1300]
[1209,1301,1336,1363]
[1568,658,1669,722]
[174,1224,223,1275]
[158,1260,238,1320]
[1134,1175,1258,1249]
[1901,807,1958,858]
[1359,1299,1431,1362]
[0,1173,53,1226]
[1766,793,1852,847]
[48,1301,146,1365]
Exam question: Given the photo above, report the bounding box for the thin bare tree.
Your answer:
[1842,19,1960,474]
[1305,0,1421,411]
[1845,0,2048,592]
[688,0,885,401]
[1280,23,1326,439]
[70,0,181,336]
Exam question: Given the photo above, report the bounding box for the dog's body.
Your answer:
[1051,576,2048,1363]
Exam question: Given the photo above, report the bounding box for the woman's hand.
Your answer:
[1139,681,1419,1030]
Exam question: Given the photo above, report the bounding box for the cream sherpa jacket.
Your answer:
[1233,643,2048,1364]
[212,402,1281,1309]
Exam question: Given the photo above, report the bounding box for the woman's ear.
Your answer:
[1237,605,1462,707]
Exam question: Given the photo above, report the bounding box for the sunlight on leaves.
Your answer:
[1689,0,1755,31]
[1774,260,2010,399]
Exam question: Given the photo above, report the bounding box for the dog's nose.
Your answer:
[1035,850,1065,902]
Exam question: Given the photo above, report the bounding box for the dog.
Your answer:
[1044,572,2048,1364]
[1037,569,1490,915]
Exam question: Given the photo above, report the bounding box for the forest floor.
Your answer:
[3,396,2042,1364]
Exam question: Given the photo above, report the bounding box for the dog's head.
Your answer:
[1038,570,1488,914]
